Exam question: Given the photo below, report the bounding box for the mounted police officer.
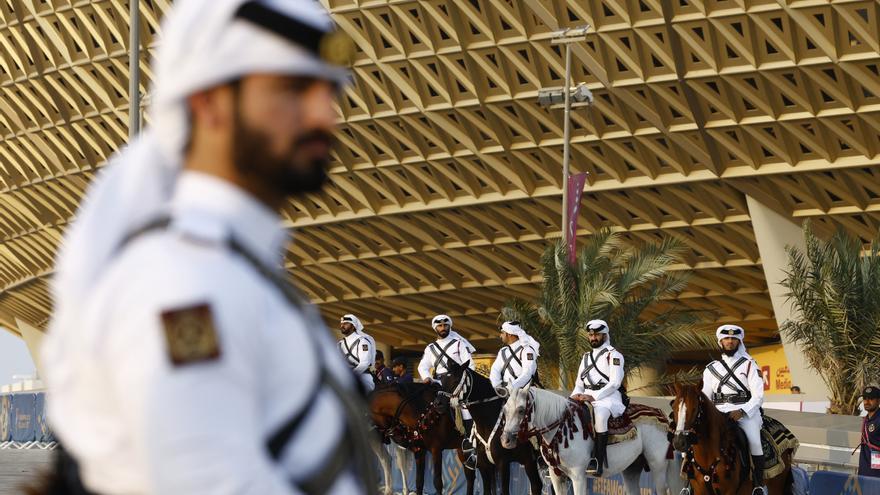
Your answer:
[40,1,376,493]
[702,324,766,495]
[490,320,540,390]
[417,314,477,467]
[338,314,377,391]
[571,319,625,476]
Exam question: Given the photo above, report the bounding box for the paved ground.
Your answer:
[0,450,51,495]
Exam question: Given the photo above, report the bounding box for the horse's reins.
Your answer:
[439,368,506,463]
[440,369,504,408]
[378,386,448,449]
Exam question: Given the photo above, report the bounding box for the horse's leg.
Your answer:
[395,445,410,495]
[569,470,588,495]
[478,462,495,495]
[499,460,511,495]
[641,426,672,495]
[371,436,393,495]
[522,451,544,495]
[430,448,444,495]
[548,469,568,495]
[415,450,426,495]
[621,460,644,495]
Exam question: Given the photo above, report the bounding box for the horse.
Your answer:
[500,384,681,495]
[369,382,477,495]
[670,383,794,495]
[438,360,544,495]
[370,431,412,495]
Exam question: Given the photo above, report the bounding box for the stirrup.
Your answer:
[586,457,601,475]
[750,486,766,495]
[463,452,477,471]
[679,488,692,495]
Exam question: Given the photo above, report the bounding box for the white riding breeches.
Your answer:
[360,373,375,392]
[462,407,471,421]
[593,405,611,433]
[737,413,763,455]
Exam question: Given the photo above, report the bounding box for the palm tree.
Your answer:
[780,222,880,415]
[502,229,714,389]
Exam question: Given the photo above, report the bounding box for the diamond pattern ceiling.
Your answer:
[1,0,879,351]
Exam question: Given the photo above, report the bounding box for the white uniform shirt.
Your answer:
[701,350,764,417]
[571,342,626,416]
[489,341,537,389]
[417,333,476,380]
[43,172,363,495]
[337,332,375,375]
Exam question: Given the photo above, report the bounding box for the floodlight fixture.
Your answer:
[551,25,591,44]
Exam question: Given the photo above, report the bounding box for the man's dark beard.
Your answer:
[722,342,740,356]
[341,328,353,336]
[232,114,333,197]
[436,329,450,339]
[589,336,605,348]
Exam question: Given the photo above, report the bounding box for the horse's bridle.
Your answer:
[676,393,705,446]
[510,389,590,475]
[439,368,503,408]
[675,393,741,495]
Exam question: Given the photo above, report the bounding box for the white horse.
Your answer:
[371,433,414,495]
[500,385,683,495]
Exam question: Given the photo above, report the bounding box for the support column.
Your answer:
[746,196,829,398]
[14,318,45,379]
[627,363,663,397]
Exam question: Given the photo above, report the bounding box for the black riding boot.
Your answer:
[751,455,766,495]
[462,419,476,470]
[587,432,609,476]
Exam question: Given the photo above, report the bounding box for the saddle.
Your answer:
[728,413,799,481]
[579,402,667,445]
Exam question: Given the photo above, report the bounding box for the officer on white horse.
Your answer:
[702,324,766,495]
[338,314,377,391]
[571,319,626,476]
[490,320,540,390]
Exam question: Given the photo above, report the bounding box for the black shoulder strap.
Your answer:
[707,362,725,393]
[340,336,361,366]
[718,357,750,394]
[583,348,610,384]
[500,345,523,380]
[430,339,457,372]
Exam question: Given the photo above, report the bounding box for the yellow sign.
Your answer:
[748,344,792,393]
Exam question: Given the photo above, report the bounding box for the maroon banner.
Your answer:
[566,172,588,264]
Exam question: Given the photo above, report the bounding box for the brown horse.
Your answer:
[670,383,793,495]
[369,383,476,495]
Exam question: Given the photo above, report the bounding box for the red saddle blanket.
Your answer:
[607,403,668,436]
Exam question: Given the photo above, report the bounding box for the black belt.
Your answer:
[712,392,750,404]
[587,383,606,391]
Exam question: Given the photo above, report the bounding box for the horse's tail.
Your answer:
[783,466,794,495]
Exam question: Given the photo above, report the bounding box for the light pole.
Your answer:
[129,0,141,139]
[537,26,592,247]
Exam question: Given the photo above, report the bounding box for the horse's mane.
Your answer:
[530,388,577,426]
[395,381,437,398]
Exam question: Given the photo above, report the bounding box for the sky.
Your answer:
[0,330,36,386]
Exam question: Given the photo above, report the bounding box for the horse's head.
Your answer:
[671,381,705,451]
[439,359,469,401]
[500,384,528,449]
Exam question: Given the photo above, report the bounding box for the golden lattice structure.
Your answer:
[1,0,879,351]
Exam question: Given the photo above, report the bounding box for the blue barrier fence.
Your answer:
[0,391,53,443]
